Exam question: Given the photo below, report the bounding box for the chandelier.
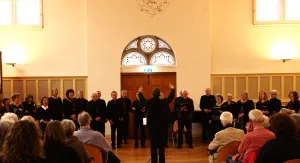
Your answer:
[137,0,171,17]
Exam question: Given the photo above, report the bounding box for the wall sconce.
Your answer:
[6,63,16,67]
[281,59,292,63]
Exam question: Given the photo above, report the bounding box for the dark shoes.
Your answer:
[177,145,182,149]
[141,145,147,148]
[134,144,138,148]
[124,140,128,144]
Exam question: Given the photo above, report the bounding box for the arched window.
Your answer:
[121,35,176,66]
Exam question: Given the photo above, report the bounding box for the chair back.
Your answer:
[84,144,104,163]
[285,159,300,163]
[217,141,241,163]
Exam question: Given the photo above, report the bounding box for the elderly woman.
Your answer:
[0,120,14,150]
[263,115,270,129]
[208,112,245,161]
[61,119,91,163]
[280,108,293,115]
[0,112,18,123]
[290,114,300,138]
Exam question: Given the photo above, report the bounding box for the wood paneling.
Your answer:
[212,77,222,94]
[236,77,246,99]
[296,76,300,94]
[26,80,36,101]
[38,80,48,100]
[272,76,282,99]
[260,77,269,92]
[63,80,73,98]
[13,80,24,100]
[75,79,86,95]
[224,77,234,97]
[2,80,11,98]
[51,80,61,92]
[248,77,258,99]
[284,76,293,99]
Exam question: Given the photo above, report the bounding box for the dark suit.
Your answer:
[87,99,107,136]
[199,95,216,141]
[132,99,146,146]
[118,97,131,143]
[138,89,175,163]
[107,99,124,147]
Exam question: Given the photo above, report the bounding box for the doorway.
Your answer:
[121,72,177,139]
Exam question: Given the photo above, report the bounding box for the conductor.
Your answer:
[138,83,175,163]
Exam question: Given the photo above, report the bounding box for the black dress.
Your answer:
[269,98,282,113]
[48,97,63,121]
[285,100,300,113]
[22,101,37,119]
[75,98,88,113]
[221,101,237,115]
[36,105,52,133]
[236,100,255,131]
[63,98,79,129]
[256,100,271,116]
[9,104,26,118]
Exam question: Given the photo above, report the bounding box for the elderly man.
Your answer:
[200,88,216,142]
[175,89,194,148]
[74,111,112,163]
[138,83,175,163]
[226,109,275,163]
[118,90,131,144]
[87,92,107,136]
[208,112,244,161]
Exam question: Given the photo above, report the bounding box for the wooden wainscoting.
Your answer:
[211,73,300,103]
[3,76,87,105]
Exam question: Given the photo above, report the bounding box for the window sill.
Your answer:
[253,21,300,27]
[0,25,43,31]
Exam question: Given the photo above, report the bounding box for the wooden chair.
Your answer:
[84,144,104,163]
[171,120,187,146]
[285,159,300,163]
[217,141,241,163]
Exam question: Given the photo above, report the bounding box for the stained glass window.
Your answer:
[140,37,156,53]
[150,52,175,65]
[158,39,170,49]
[122,52,147,66]
[126,40,138,50]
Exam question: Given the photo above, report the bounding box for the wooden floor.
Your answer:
[112,138,209,163]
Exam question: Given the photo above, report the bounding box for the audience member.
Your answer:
[0,120,46,163]
[44,120,81,163]
[0,121,14,150]
[280,108,293,115]
[61,119,91,163]
[208,112,244,162]
[0,113,18,123]
[1,98,10,117]
[227,109,275,163]
[262,115,270,129]
[255,113,300,163]
[290,114,300,138]
[74,111,112,163]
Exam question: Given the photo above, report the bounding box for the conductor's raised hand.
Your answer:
[169,83,174,89]
[138,85,143,92]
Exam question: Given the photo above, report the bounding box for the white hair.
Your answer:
[0,113,18,123]
[263,115,270,128]
[61,119,76,137]
[248,109,264,122]
[220,111,233,126]
[227,93,233,97]
[270,90,278,95]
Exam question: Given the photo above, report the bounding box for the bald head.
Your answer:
[205,88,211,96]
[91,93,98,101]
[182,89,189,99]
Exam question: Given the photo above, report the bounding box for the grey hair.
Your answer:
[248,109,264,122]
[121,90,127,93]
[78,111,91,126]
[61,119,76,137]
[220,111,233,126]
[0,120,14,145]
[290,114,300,132]
[227,93,233,97]
[280,108,293,115]
[263,115,270,128]
[270,90,279,95]
[21,116,36,123]
[1,113,18,123]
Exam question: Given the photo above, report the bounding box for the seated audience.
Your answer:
[290,114,300,138]
[255,113,300,163]
[0,121,14,150]
[227,109,275,163]
[285,91,300,113]
[74,111,112,163]
[44,120,81,163]
[0,113,18,123]
[208,112,244,161]
[262,115,270,129]
[280,108,293,115]
[0,120,47,163]
[61,119,91,163]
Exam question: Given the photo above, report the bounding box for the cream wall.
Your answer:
[211,0,300,74]
[86,0,211,135]
[0,0,86,77]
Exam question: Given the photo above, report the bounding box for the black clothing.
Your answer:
[48,97,63,121]
[22,101,37,119]
[221,101,237,114]
[63,98,79,129]
[256,100,272,116]
[107,99,124,146]
[118,97,131,143]
[285,100,300,113]
[87,99,107,136]
[75,98,88,113]
[45,145,81,163]
[138,89,175,163]
[175,97,194,146]
[236,100,255,130]
[36,106,52,133]
[269,98,282,113]
[255,137,300,163]
[0,106,9,117]
[0,157,48,163]
[132,99,146,146]
[211,104,223,137]
[9,104,26,118]
[199,95,216,141]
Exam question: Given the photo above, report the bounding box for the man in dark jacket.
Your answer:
[87,92,107,136]
[132,93,147,148]
[118,90,131,144]
[175,89,194,148]
[200,88,216,142]
[138,83,175,163]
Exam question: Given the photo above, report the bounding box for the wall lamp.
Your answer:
[6,63,16,67]
[281,59,292,63]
